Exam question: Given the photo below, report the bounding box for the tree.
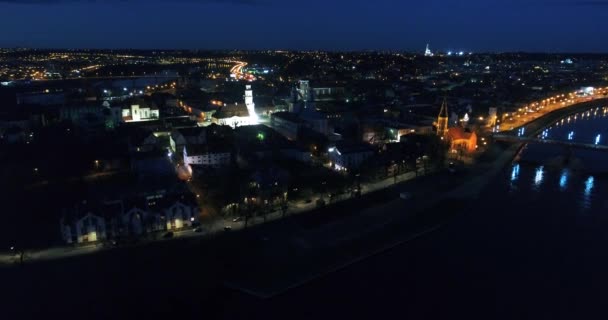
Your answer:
[280,202,289,218]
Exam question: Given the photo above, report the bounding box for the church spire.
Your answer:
[437,98,449,137]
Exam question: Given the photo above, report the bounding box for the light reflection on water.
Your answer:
[509,163,520,193]
[504,163,603,212]
[559,169,568,191]
[521,105,608,173]
[507,106,608,212]
[511,164,520,182]
[533,165,544,189]
[583,176,595,209]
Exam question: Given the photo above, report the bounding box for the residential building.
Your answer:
[170,127,208,153]
[271,111,301,140]
[60,194,198,244]
[164,201,197,231]
[60,203,108,244]
[183,144,232,168]
[328,142,375,171]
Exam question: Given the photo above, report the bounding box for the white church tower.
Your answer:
[424,44,433,57]
[245,85,258,122]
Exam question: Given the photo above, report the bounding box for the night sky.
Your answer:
[1,0,608,52]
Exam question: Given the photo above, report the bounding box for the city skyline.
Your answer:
[1,0,608,52]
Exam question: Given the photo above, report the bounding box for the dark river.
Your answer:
[234,105,608,320]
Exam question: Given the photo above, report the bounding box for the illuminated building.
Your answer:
[424,44,433,57]
[447,127,477,153]
[245,85,257,122]
[60,195,198,244]
[212,85,259,128]
[328,143,374,171]
[121,102,159,122]
[183,144,231,168]
[60,210,107,244]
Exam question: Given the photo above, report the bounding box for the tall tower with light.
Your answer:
[245,85,258,123]
[424,44,433,57]
[437,98,449,137]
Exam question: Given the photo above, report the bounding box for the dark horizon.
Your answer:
[2,0,608,52]
[5,47,608,55]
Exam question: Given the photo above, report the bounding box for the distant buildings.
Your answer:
[269,81,340,140]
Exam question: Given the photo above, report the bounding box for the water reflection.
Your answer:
[533,166,544,189]
[585,176,594,197]
[509,164,520,192]
[582,176,595,209]
[511,164,520,182]
[559,169,568,191]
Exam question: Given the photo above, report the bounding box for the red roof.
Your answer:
[448,127,474,140]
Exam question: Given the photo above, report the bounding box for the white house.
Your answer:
[164,201,196,230]
[61,212,107,244]
[183,144,231,168]
[61,194,200,245]
[122,104,159,122]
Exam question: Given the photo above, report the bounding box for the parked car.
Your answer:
[224,226,232,231]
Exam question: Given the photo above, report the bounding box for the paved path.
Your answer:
[0,168,427,266]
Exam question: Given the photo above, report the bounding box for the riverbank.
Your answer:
[221,141,522,297]
[0,166,427,266]
[0,143,525,319]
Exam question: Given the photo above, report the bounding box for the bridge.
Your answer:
[493,134,608,151]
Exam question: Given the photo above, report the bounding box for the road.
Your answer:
[229,60,255,81]
[0,167,427,266]
[498,91,607,132]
